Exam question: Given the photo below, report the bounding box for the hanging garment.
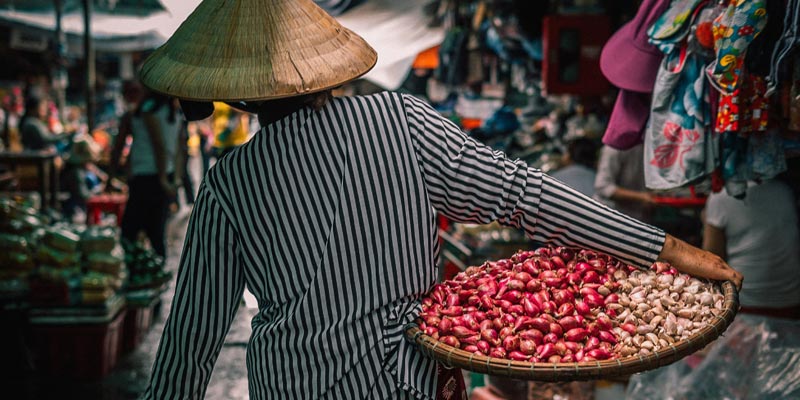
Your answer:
[705,0,768,94]
[648,0,706,54]
[766,0,800,95]
[645,44,717,190]
[715,74,770,134]
[721,129,787,197]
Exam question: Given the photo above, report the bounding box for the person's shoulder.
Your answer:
[331,91,411,116]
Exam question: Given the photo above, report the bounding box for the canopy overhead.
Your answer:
[0,0,443,90]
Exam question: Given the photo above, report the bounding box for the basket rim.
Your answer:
[405,280,739,381]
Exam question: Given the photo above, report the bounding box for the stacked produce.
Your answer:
[0,197,128,306]
[80,226,125,304]
[417,246,725,363]
[122,239,171,290]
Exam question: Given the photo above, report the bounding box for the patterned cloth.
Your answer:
[645,44,717,190]
[648,0,706,54]
[705,0,768,94]
[715,74,770,134]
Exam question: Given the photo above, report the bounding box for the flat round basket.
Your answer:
[404,281,738,381]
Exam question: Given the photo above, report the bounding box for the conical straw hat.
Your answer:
[140,0,377,102]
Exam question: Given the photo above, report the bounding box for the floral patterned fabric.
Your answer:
[644,44,718,190]
[705,0,768,94]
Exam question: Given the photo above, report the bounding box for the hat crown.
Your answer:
[140,0,377,101]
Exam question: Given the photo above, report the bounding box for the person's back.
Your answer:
[129,99,179,177]
[551,137,598,197]
[705,180,800,308]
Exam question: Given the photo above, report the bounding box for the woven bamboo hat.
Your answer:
[139,0,377,102]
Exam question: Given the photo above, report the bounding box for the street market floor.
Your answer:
[4,155,256,400]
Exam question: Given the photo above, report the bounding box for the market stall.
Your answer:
[0,196,170,379]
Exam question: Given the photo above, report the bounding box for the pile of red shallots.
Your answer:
[417,245,717,363]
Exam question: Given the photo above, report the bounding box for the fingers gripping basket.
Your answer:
[404,281,738,381]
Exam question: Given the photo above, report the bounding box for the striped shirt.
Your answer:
[143,92,664,399]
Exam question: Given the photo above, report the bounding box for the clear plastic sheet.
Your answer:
[626,314,800,400]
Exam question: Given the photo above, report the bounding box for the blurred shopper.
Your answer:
[211,101,249,160]
[195,117,215,173]
[61,136,103,221]
[594,143,653,222]
[115,88,184,259]
[19,96,67,151]
[703,179,800,318]
[551,137,598,197]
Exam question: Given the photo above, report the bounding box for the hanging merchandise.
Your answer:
[600,0,672,150]
[766,0,800,95]
[721,129,787,197]
[645,43,718,190]
[648,0,706,54]
[705,0,768,94]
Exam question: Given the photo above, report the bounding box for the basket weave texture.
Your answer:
[405,281,739,381]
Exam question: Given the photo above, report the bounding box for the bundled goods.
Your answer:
[80,272,116,305]
[417,245,725,363]
[81,226,118,253]
[0,233,35,276]
[122,240,171,289]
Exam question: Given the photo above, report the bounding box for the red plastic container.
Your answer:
[30,309,126,379]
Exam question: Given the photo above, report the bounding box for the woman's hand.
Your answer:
[658,234,743,290]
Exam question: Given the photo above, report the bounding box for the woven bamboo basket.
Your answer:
[404,281,738,381]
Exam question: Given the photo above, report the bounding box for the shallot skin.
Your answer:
[417,245,725,364]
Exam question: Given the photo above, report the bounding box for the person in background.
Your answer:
[551,137,598,197]
[703,179,800,319]
[594,143,653,222]
[114,87,184,259]
[211,101,249,160]
[171,120,195,212]
[195,117,215,173]
[61,136,103,221]
[19,96,68,151]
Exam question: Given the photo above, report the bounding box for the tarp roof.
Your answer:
[0,0,443,90]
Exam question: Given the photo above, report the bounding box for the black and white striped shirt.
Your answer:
[143,92,664,399]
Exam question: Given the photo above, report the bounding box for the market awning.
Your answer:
[0,0,443,90]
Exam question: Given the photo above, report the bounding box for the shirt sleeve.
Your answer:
[594,145,620,200]
[143,182,245,399]
[402,94,665,267]
[704,192,728,229]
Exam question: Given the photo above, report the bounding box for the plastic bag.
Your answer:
[0,233,30,253]
[43,227,81,253]
[85,246,124,275]
[80,226,118,253]
[626,314,800,400]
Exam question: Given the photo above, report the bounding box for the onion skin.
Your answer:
[529,317,551,333]
[489,348,507,359]
[564,328,589,342]
[558,316,580,332]
[537,343,558,359]
[477,340,491,354]
[549,323,564,338]
[599,330,617,345]
[520,339,537,355]
[509,351,531,361]
[439,318,453,334]
[441,336,460,348]
[519,329,544,344]
[556,303,575,318]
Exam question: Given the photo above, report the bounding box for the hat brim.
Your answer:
[600,23,662,94]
